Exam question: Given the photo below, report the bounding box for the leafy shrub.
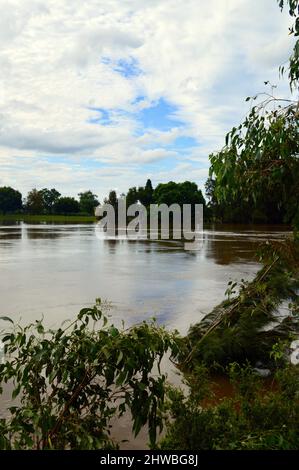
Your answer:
[0,300,180,449]
[161,362,299,450]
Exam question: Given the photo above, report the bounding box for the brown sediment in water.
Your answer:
[201,373,278,408]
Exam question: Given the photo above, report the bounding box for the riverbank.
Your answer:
[0,214,97,223]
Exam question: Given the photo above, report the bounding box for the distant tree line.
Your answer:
[0,187,99,216]
[0,180,206,217]
[1,166,296,223]
[104,179,206,211]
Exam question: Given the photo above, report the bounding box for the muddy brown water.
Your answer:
[0,222,291,448]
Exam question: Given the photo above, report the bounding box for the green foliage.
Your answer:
[126,186,139,207]
[0,214,96,223]
[53,196,80,215]
[125,179,154,208]
[40,188,61,214]
[207,1,299,224]
[184,239,299,368]
[278,0,299,87]
[25,188,45,215]
[154,181,205,208]
[0,187,22,214]
[78,191,99,215]
[138,179,154,207]
[2,187,95,217]
[26,188,78,216]
[0,300,179,449]
[104,180,206,222]
[209,95,299,224]
[104,182,154,212]
[161,362,299,450]
[161,1,299,451]
[104,190,118,209]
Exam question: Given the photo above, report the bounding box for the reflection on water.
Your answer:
[0,222,292,448]
[0,228,22,241]
[0,222,291,334]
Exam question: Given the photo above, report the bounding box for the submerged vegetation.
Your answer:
[161,362,299,450]
[158,238,299,450]
[0,259,298,450]
[185,239,299,369]
[0,300,179,449]
[159,0,299,450]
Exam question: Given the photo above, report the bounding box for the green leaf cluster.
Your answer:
[0,300,180,449]
[161,362,299,450]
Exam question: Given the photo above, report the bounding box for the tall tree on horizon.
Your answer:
[25,189,44,215]
[137,179,154,207]
[0,187,22,214]
[78,191,99,215]
[40,188,61,214]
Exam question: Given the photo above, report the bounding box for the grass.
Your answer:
[0,214,97,223]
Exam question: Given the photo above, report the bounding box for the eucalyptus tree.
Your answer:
[208,1,299,226]
[0,301,179,449]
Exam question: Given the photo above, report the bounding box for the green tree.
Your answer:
[53,197,80,215]
[25,188,44,215]
[209,91,299,224]
[104,190,118,209]
[126,186,139,207]
[278,0,299,87]
[0,187,22,214]
[40,188,61,214]
[154,182,179,206]
[154,181,205,208]
[78,191,99,215]
[206,1,299,224]
[0,300,179,449]
[138,179,154,207]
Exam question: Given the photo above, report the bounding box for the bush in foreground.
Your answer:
[0,300,179,449]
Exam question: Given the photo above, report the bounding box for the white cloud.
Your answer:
[0,0,295,199]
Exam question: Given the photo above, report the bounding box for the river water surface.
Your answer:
[0,222,291,332]
[0,222,291,448]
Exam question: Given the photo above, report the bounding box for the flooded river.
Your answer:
[0,222,291,332]
[0,222,291,448]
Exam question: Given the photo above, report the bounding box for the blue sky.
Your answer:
[0,0,294,201]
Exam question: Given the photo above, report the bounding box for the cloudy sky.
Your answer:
[0,0,294,201]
